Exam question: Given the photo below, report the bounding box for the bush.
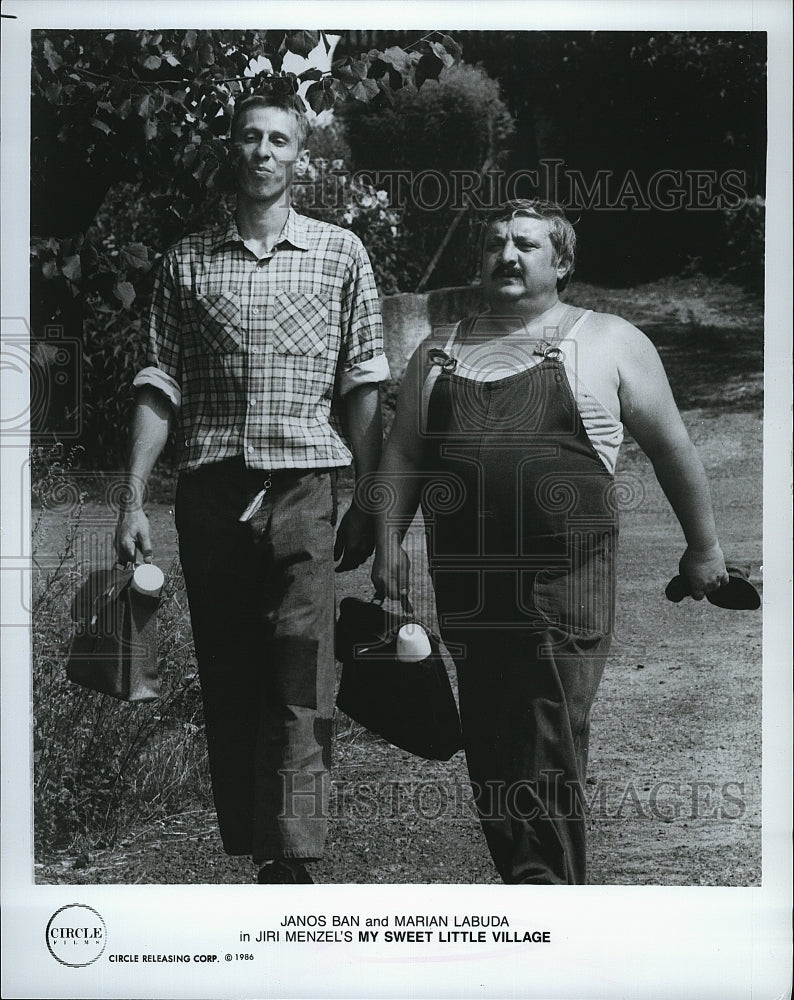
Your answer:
[293,153,406,295]
[718,196,765,294]
[340,62,515,290]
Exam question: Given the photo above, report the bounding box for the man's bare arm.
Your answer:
[333,382,384,572]
[616,323,728,600]
[114,387,173,564]
[371,345,428,600]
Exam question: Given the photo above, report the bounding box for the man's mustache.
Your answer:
[491,264,522,279]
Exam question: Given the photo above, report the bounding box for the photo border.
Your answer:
[2,2,791,998]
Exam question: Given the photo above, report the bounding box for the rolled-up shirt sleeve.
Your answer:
[133,251,182,412]
[132,365,182,410]
[339,353,391,395]
[338,238,389,394]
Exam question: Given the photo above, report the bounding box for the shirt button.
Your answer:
[247,446,254,454]
[251,347,259,354]
[251,307,260,316]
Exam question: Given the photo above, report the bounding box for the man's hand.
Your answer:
[371,536,411,601]
[114,387,172,565]
[115,508,153,566]
[678,543,729,600]
[333,503,375,573]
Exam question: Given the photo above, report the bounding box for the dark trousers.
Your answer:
[175,460,336,863]
[433,568,611,885]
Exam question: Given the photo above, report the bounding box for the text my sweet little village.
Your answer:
[243,914,551,945]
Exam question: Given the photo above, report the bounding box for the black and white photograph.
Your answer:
[1,1,791,998]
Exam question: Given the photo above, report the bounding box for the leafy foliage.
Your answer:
[340,63,515,289]
[293,137,406,295]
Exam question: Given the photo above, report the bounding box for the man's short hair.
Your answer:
[485,199,577,291]
[231,92,311,149]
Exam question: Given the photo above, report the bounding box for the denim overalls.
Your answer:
[422,314,618,884]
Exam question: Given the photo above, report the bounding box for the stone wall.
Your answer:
[379,285,483,381]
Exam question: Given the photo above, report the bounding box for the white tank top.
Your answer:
[421,310,624,475]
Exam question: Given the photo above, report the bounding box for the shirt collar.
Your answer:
[280,209,311,251]
[209,208,310,254]
[209,218,242,253]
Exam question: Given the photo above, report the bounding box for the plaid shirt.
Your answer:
[134,210,389,472]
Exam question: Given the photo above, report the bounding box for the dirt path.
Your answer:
[35,409,763,886]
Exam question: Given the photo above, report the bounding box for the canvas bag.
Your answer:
[335,596,463,761]
[66,565,160,702]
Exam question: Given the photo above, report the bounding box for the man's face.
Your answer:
[479,215,568,309]
[233,105,309,205]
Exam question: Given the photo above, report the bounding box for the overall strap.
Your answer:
[534,307,593,364]
[421,320,464,433]
[442,320,463,355]
[566,308,593,341]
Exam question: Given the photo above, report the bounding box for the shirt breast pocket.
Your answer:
[273,290,329,357]
[195,290,244,353]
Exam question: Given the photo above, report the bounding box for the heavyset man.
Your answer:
[372,199,728,884]
[116,93,390,884]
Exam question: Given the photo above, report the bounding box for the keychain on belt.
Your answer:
[239,474,272,522]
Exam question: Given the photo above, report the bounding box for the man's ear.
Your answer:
[294,148,311,178]
[555,259,572,282]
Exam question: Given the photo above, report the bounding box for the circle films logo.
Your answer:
[46,904,107,967]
